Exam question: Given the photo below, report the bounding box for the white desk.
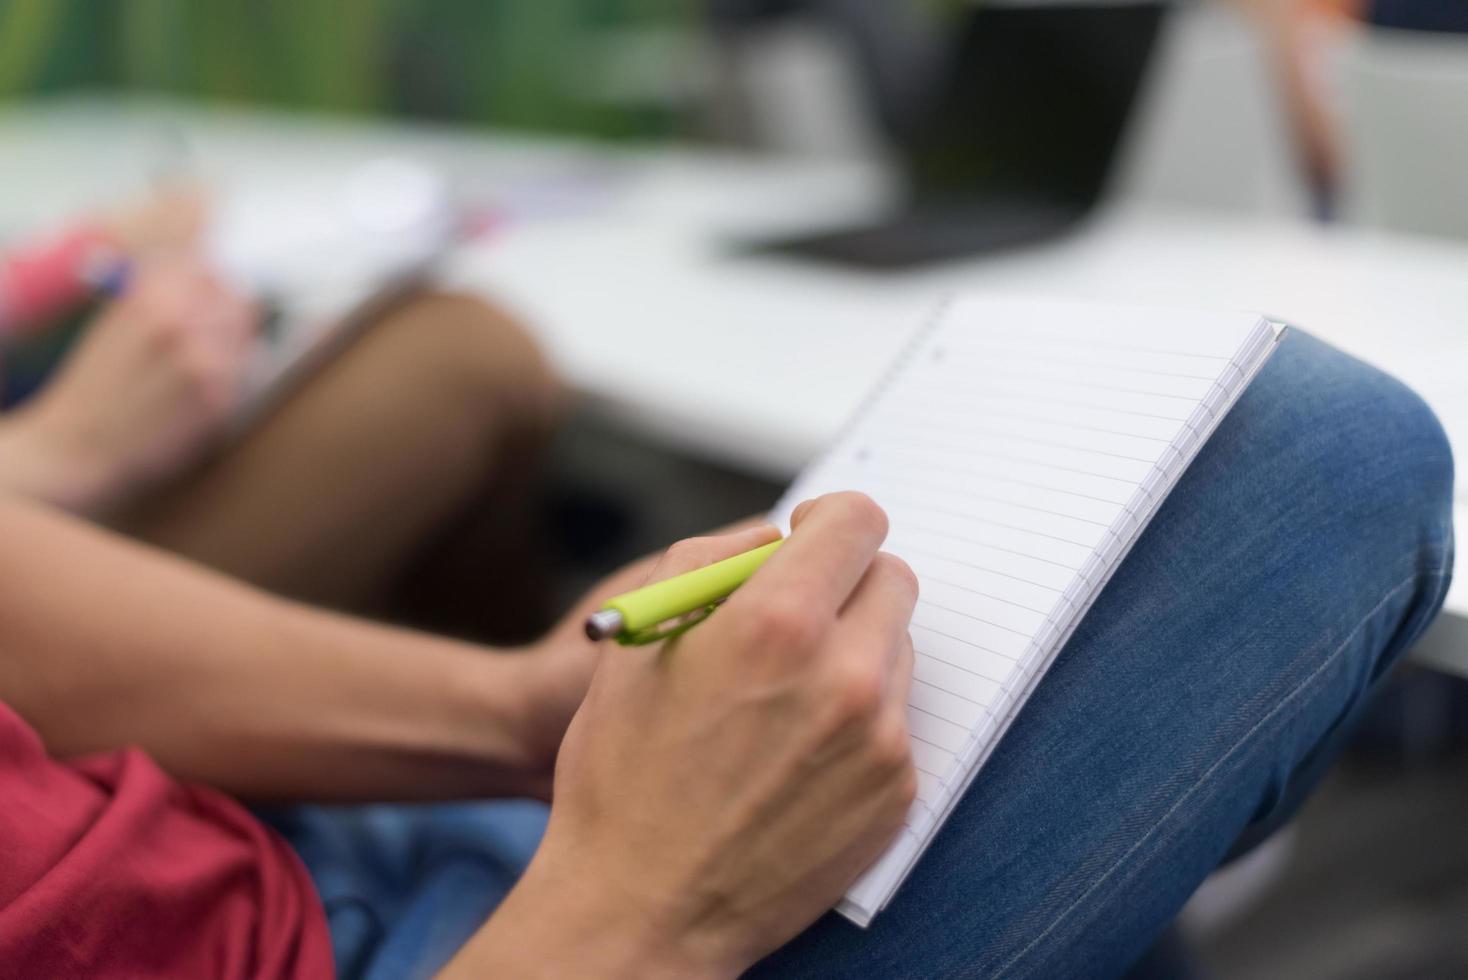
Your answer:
[463,191,1468,634]
[3,97,1465,630]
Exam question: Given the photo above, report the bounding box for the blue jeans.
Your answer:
[271,332,1455,979]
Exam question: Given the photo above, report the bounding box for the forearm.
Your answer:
[0,496,548,801]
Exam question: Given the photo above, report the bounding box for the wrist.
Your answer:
[448,848,739,980]
[511,636,599,791]
[447,644,556,800]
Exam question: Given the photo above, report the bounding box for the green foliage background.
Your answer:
[0,0,692,138]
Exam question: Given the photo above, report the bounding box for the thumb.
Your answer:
[551,520,780,650]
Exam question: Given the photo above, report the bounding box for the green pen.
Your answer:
[585,539,784,645]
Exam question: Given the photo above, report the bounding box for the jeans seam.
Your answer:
[990,564,1446,980]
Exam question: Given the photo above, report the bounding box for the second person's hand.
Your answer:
[1,257,256,515]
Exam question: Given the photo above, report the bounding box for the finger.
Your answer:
[643,523,783,585]
[883,630,915,718]
[115,257,174,309]
[875,633,915,781]
[202,292,258,354]
[832,552,919,669]
[789,497,817,529]
[864,632,914,793]
[732,491,889,622]
[709,513,779,538]
[109,264,191,341]
[122,254,208,318]
[556,523,782,645]
[176,269,256,352]
[155,183,209,246]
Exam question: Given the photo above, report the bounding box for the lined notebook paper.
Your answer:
[769,296,1285,926]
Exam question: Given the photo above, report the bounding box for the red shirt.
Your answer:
[0,700,332,977]
[0,224,114,336]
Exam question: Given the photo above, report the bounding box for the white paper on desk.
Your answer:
[205,160,458,409]
[770,295,1285,926]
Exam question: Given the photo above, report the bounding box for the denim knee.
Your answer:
[1246,331,1455,659]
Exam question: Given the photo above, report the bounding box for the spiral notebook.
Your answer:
[770,295,1286,926]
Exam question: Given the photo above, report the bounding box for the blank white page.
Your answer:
[769,295,1285,926]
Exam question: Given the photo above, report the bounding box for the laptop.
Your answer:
[752,1,1168,269]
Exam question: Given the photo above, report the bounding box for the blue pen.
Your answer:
[77,255,131,298]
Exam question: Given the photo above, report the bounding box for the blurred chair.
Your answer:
[1337,26,1468,239]
[702,0,945,158]
[1111,3,1312,218]
[703,12,884,157]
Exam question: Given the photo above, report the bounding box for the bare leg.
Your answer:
[112,292,562,614]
